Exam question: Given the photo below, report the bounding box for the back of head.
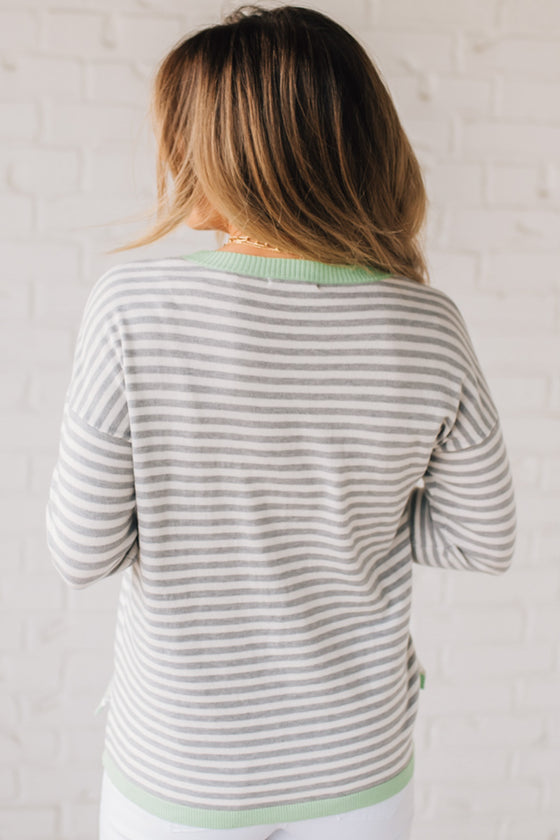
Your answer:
[119,3,429,285]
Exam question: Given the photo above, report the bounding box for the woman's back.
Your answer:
[46,250,515,827]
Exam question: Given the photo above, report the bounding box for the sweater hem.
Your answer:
[101,749,414,829]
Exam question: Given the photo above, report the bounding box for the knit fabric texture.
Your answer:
[46,251,516,828]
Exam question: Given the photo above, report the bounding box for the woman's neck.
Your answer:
[217,242,302,260]
[217,230,303,260]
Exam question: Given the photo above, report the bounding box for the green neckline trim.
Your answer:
[102,750,414,829]
[181,249,393,285]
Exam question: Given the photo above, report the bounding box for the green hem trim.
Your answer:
[102,750,414,829]
[181,250,393,285]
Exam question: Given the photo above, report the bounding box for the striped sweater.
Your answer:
[45,249,516,828]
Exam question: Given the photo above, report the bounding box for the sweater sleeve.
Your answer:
[45,270,139,589]
[408,303,516,574]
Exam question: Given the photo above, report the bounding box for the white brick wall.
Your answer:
[1,1,558,838]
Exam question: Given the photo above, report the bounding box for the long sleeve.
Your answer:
[45,270,138,589]
[408,305,516,575]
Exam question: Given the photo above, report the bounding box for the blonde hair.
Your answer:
[111,4,430,285]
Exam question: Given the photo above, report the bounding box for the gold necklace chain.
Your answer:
[227,235,281,252]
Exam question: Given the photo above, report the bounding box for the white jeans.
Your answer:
[99,770,414,840]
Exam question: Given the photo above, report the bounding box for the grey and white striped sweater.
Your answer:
[45,250,516,828]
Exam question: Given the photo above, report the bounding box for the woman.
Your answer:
[45,5,516,840]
